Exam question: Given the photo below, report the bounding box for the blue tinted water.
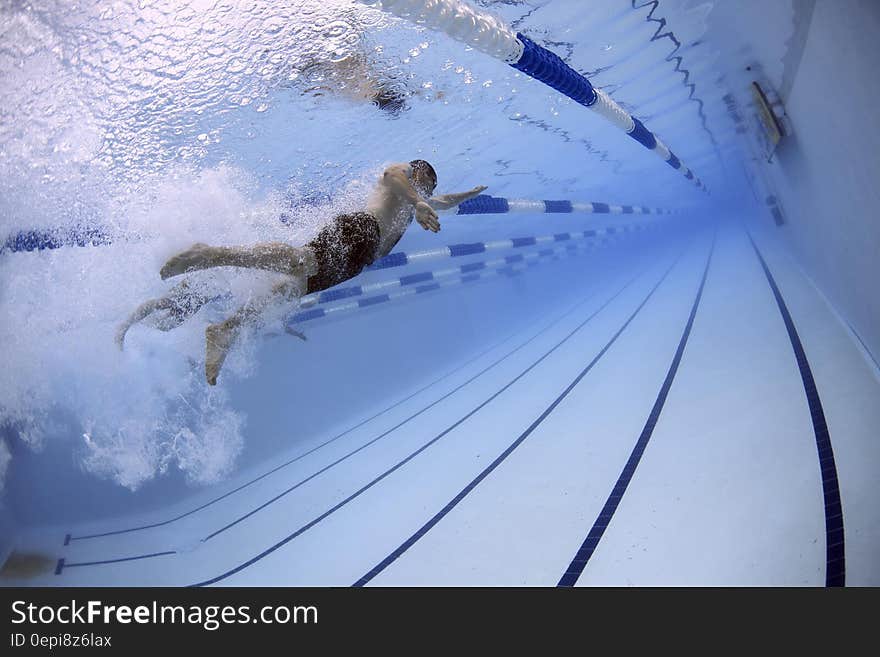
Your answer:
[1,0,877,586]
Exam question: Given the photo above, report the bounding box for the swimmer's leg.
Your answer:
[116,280,210,349]
[205,275,307,385]
[160,242,317,280]
[154,281,213,331]
[117,297,172,350]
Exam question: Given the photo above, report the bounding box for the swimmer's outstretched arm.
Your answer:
[428,185,488,211]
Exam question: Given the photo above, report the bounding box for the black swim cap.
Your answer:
[409,159,437,192]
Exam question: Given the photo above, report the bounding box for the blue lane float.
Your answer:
[289,258,534,326]
[300,234,598,311]
[290,221,662,325]
[359,0,706,191]
[1,225,113,254]
[365,221,656,272]
[288,241,620,327]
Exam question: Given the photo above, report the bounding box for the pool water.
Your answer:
[1,0,878,586]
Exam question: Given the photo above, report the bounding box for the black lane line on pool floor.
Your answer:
[55,248,662,577]
[556,230,715,587]
[746,231,844,587]
[188,250,685,587]
[54,551,176,575]
[352,240,700,586]
[66,326,523,544]
[64,242,647,546]
[200,256,658,544]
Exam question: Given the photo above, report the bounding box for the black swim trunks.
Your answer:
[305,211,381,294]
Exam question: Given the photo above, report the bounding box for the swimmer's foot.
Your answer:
[160,243,215,280]
[205,319,239,386]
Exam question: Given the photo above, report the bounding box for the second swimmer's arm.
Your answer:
[428,185,488,210]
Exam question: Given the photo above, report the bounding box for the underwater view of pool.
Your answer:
[1,0,878,587]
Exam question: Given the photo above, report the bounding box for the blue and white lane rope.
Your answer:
[296,224,646,314]
[290,258,535,326]
[358,0,706,191]
[452,194,671,215]
[365,221,656,272]
[289,231,630,326]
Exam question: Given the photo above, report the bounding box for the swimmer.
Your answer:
[300,52,410,115]
[154,160,487,385]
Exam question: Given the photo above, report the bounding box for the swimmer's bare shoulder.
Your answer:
[367,163,417,215]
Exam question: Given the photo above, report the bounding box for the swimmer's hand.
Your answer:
[415,201,440,232]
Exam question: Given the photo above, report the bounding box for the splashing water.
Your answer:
[0,0,393,492]
[1,0,718,496]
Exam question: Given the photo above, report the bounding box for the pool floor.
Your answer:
[5,221,879,586]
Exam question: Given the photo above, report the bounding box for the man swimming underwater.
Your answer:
[118,160,487,385]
